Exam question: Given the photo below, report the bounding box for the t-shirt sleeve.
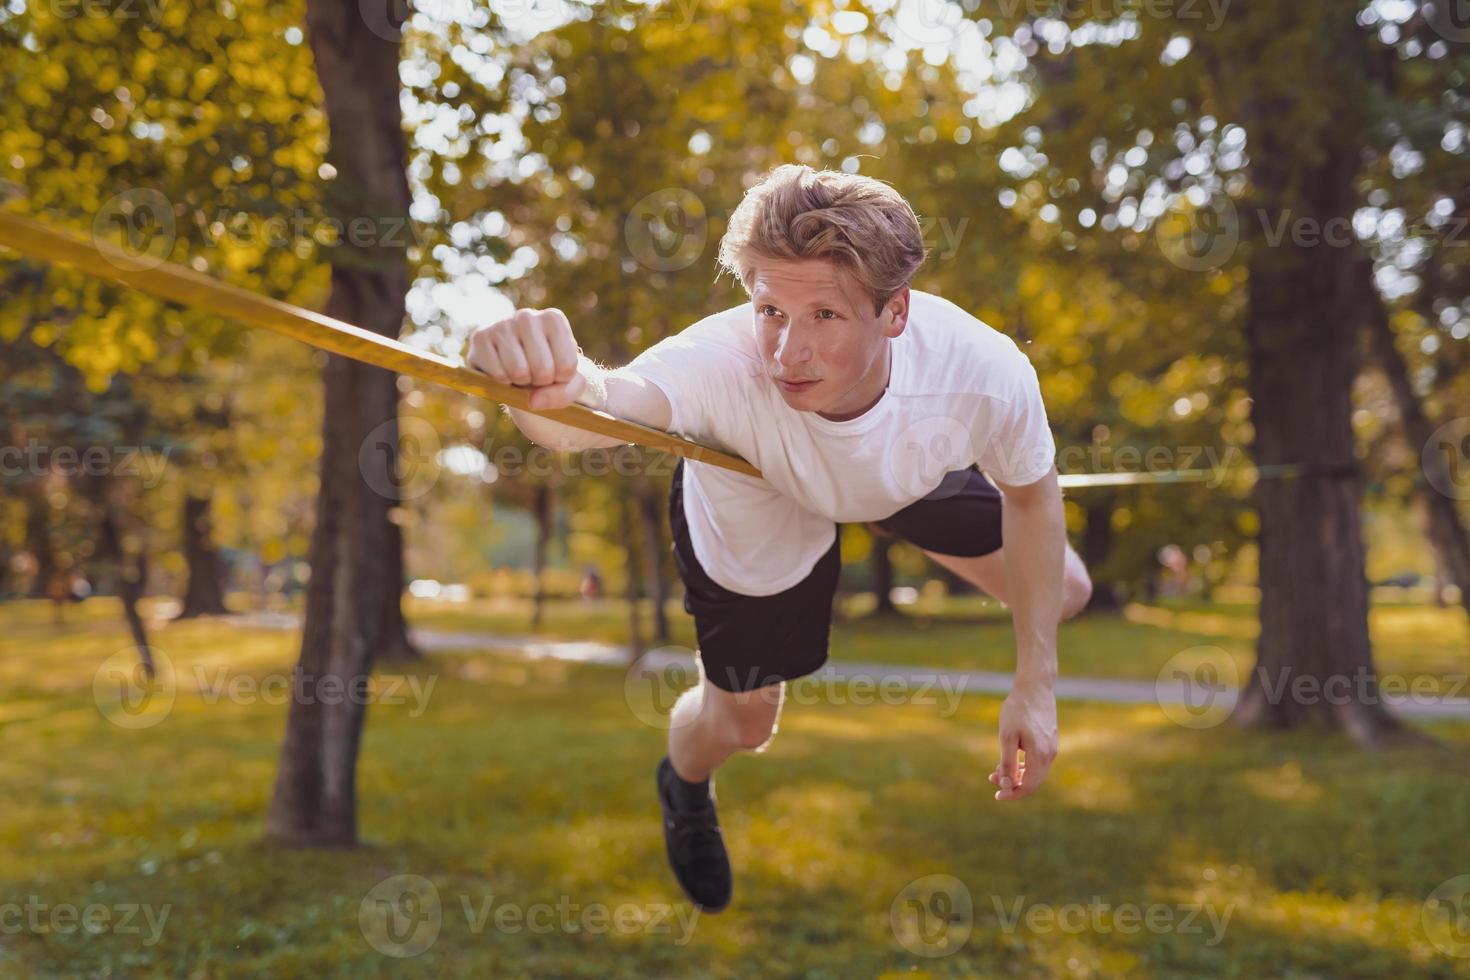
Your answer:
[611,327,751,448]
[975,352,1056,486]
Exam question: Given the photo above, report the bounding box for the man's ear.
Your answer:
[883,285,910,339]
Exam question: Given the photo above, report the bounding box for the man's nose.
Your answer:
[775,327,812,366]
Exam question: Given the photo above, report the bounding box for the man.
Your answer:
[467,164,1093,914]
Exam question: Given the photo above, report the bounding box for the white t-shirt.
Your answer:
[614,289,1056,596]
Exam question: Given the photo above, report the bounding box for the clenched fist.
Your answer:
[466,308,589,411]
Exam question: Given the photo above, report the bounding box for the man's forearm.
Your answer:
[505,355,623,451]
[1001,495,1065,685]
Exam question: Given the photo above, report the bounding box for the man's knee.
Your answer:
[1062,565,1093,620]
[707,685,781,750]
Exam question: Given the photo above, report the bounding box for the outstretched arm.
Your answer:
[466,307,673,451]
[988,464,1063,801]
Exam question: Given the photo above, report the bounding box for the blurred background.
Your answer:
[2,0,1469,976]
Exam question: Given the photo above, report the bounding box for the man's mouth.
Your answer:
[776,378,819,392]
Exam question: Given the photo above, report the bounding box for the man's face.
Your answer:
[749,259,908,421]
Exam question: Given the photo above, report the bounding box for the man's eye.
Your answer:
[817,309,837,320]
[760,306,781,317]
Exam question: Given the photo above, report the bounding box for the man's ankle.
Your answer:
[664,756,714,809]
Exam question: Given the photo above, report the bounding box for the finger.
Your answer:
[997,729,1021,793]
[492,326,531,385]
[517,314,557,386]
[467,330,509,383]
[988,763,1025,786]
[543,315,581,383]
[528,373,587,411]
[1011,748,1055,799]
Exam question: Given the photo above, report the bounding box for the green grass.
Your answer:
[3,600,1470,977]
[406,592,1470,695]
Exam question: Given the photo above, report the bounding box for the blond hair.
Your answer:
[716,164,929,316]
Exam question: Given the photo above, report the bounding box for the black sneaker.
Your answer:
[656,756,733,912]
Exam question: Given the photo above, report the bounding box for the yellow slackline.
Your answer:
[0,209,763,479]
[0,209,1299,493]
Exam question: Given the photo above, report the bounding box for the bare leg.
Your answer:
[921,542,1093,620]
[668,675,785,782]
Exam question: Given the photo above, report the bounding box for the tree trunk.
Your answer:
[530,482,553,632]
[377,518,421,661]
[870,532,900,616]
[1081,490,1121,611]
[24,488,55,599]
[621,491,645,658]
[639,481,671,643]
[87,473,155,677]
[1230,9,1410,745]
[1359,257,1470,637]
[266,0,412,848]
[175,492,230,618]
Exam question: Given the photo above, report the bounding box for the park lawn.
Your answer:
[405,593,1470,695]
[2,605,1470,977]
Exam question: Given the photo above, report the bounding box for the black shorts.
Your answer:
[668,458,1004,693]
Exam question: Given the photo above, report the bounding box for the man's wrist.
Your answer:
[574,353,608,411]
[1014,656,1057,689]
